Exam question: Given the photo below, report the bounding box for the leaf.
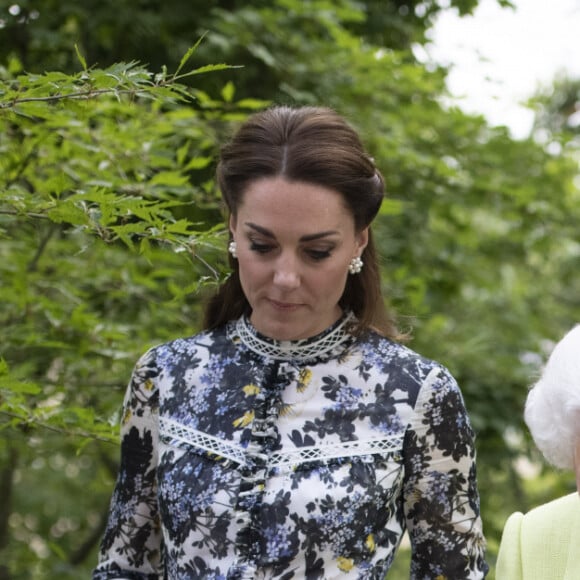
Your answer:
[378,199,404,216]
[0,378,42,395]
[235,98,271,110]
[75,44,88,72]
[174,34,207,78]
[173,63,240,81]
[221,81,235,103]
[149,171,190,187]
[184,156,212,171]
[46,202,90,226]
[177,141,190,165]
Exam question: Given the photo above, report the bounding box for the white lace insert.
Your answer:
[160,417,403,469]
[234,313,354,361]
[160,417,248,465]
[268,436,403,467]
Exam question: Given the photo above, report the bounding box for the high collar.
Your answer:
[231,312,356,362]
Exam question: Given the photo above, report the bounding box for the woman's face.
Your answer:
[230,177,368,341]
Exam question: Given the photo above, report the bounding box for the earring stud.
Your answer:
[349,256,363,274]
[228,241,238,258]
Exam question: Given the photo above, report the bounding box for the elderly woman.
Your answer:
[496,324,580,580]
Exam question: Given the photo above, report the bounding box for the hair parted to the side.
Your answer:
[204,105,400,339]
[524,324,580,470]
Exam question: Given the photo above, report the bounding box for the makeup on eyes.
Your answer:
[245,222,339,260]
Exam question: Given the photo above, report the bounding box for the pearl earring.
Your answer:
[349,256,363,274]
[228,241,238,258]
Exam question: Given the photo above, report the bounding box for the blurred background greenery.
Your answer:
[1,1,579,577]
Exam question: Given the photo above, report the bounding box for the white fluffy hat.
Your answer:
[524,324,580,470]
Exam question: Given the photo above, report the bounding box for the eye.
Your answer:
[250,241,274,254]
[305,248,332,261]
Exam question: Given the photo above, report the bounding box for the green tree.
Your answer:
[0,47,267,577]
[0,0,513,76]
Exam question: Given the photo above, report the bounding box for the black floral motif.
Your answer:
[94,316,488,579]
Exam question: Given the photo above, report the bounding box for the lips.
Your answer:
[268,298,303,311]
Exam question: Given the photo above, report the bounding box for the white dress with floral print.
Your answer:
[94,314,488,579]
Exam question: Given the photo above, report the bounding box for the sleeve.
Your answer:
[93,348,163,580]
[495,512,524,580]
[403,364,489,579]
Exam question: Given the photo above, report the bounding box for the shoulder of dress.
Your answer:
[525,493,580,522]
[149,327,228,353]
[360,331,446,376]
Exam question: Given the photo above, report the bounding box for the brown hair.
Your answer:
[204,105,399,339]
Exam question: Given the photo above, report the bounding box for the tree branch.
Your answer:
[0,446,18,551]
[0,412,118,445]
[0,87,143,109]
[27,223,58,272]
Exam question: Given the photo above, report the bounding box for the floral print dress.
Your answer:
[94,313,488,579]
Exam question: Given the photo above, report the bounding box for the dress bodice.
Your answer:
[94,318,488,579]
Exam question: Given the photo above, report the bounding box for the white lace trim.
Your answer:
[160,417,248,464]
[269,436,403,467]
[160,417,402,468]
[234,313,354,361]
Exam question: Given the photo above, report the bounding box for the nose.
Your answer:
[272,253,301,290]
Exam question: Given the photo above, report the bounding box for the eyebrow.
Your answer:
[244,222,339,242]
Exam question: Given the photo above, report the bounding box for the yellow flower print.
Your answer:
[297,368,312,393]
[337,557,354,572]
[279,402,294,417]
[233,410,255,428]
[122,408,132,425]
[144,379,154,391]
[365,533,376,552]
[242,384,260,397]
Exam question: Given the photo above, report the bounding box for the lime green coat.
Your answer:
[496,493,580,580]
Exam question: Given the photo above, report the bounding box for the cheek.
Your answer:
[238,255,267,288]
[313,265,349,294]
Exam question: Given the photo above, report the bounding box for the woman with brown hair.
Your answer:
[94,106,488,579]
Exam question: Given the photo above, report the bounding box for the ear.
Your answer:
[355,227,369,256]
[229,214,237,236]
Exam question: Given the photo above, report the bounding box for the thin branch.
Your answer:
[27,223,58,272]
[0,446,18,551]
[0,411,118,445]
[0,209,50,219]
[0,87,138,109]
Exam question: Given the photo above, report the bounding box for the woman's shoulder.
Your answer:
[497,493,580,579]
[360,328,449,376]
[524,492,580,522]
[356,329,456,401]
[501,493,579,543]
[139,324,232,363]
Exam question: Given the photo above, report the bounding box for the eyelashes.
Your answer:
[306,249,331,261]
[249,242,272,254]
[249,242,332,261]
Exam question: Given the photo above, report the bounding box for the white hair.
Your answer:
[524,324,580,470]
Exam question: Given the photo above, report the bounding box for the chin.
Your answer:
[266,323,303,342]
[253,316,304,341]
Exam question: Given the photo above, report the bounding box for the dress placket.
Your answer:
[230,360,284,579]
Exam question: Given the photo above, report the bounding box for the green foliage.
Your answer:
[0,0,512,77]
[0,45,254,578]
[529,73,580,150]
